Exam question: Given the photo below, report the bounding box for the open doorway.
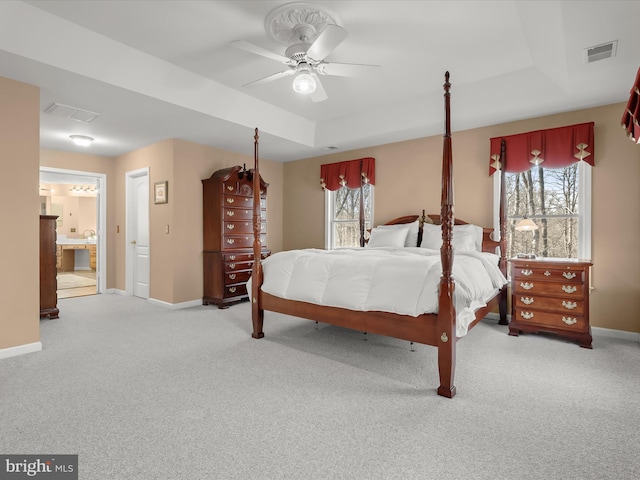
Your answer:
[40,167,107,299]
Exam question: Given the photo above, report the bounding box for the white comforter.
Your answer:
[255,247,507,337]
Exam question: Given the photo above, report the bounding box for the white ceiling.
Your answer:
[1,0,638,162]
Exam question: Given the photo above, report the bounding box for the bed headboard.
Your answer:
[382,211,500,253]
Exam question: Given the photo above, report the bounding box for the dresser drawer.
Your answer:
[224,283,248,298]
[513,308,587,331]
[223,234,267,250]
[222,220,267,235]
[225,270,251,285]
[223,207,266,221]
[224,260,252,273]
[223,250,270,263]
[223,194,266,209]
[512,266,585,283]
[513,295,585,314]
[513,280,585,298]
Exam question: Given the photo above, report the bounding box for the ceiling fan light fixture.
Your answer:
[69,134,94,147]
[292,71,316,94]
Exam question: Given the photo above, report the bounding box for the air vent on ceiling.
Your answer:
[323,146,339,150]
[584,40,617,63]
[44,103,100,123]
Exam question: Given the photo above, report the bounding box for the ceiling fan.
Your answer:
[231,3,380,102]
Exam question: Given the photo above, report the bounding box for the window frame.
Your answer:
[325,184,374,250]
[493,160,592,260]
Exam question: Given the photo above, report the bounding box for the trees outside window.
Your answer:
[498,161,591,260]
[326,183,373,249]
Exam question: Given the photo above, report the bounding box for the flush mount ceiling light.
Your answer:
[69,135,94,147]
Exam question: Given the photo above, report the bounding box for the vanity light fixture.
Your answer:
[69,135,94,147]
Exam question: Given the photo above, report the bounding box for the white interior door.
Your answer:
[126,169,149,299]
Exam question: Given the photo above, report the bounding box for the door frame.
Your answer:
[125,167,150,297]
[39,167,107,294]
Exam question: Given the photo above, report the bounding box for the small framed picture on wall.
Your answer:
[154,181,168,204]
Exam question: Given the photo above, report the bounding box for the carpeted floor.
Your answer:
[1,294,639,479]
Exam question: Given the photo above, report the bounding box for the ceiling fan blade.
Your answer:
[310,74,328,103]
[243,69,295,87]
[317,62,381,77]
[306,24,348,62]
[231,40,293,64]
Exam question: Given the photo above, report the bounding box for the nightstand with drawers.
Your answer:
[509,257,593,348]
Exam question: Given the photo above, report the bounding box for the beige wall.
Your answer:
[0,77,40,350]
[283,102,640,334]
[112,138,283,305]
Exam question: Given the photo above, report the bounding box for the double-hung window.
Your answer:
[321,157,375,250]
[326,184,374,249]
[491,123,594,260]
[494,161,591,259]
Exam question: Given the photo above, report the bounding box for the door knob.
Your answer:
[131,240,137,245]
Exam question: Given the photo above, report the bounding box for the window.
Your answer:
[494,161,591,259]
[326,184,374,249]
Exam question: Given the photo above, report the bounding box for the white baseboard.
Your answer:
[0,342,42,360]
[105,290,202,309]
[591,326,640,343]
[484,312,639,345]
[148,297,203,310]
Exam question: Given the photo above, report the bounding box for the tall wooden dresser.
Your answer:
[202,165,269,308]
[40,215,59,319]
[509,257,593,348]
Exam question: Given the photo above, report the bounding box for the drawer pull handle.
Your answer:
[227,185,234,191]
[229,255,236,260]
[227,210,235,217]
[562,285,577,294]
[562,316,577,325]
[544,271,551,276]
[520,282,534,290]
[521,269,533,276]
[229,263,236,269]
[227,224,234,230]
[229,287,237,293]
[562,301,577,310]
[520,311,534,320]
[563,272,576,279]
[226,198,234,204]
[229,274,236,280]
[226,238,235,245]
[521,297,534,305]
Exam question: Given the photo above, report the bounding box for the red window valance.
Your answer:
[621,66,640,144]
[320,157,375,190]
[489,122,595,176]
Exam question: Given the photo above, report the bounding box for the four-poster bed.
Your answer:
[249,72,508,398]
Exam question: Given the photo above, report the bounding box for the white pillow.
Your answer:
[420,223,483,252]
[367,226,410,248]
[375,220,420,247]
[453,224,484,252]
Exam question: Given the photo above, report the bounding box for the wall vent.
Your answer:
[584,40,617,63]
[44,103,100,123]
[323,146,339,150]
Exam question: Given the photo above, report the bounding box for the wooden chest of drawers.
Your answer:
[202,166,269,308]
[509,258,593,348]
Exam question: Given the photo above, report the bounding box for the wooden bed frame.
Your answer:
[249,72,508,398]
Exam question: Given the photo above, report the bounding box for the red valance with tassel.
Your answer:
[320,157,375,190]
[489,122,594,175]
[621,66,640,144]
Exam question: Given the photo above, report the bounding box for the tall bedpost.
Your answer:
[437,71,457,398]
[498,139,508,325]
[251,128,265,339]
